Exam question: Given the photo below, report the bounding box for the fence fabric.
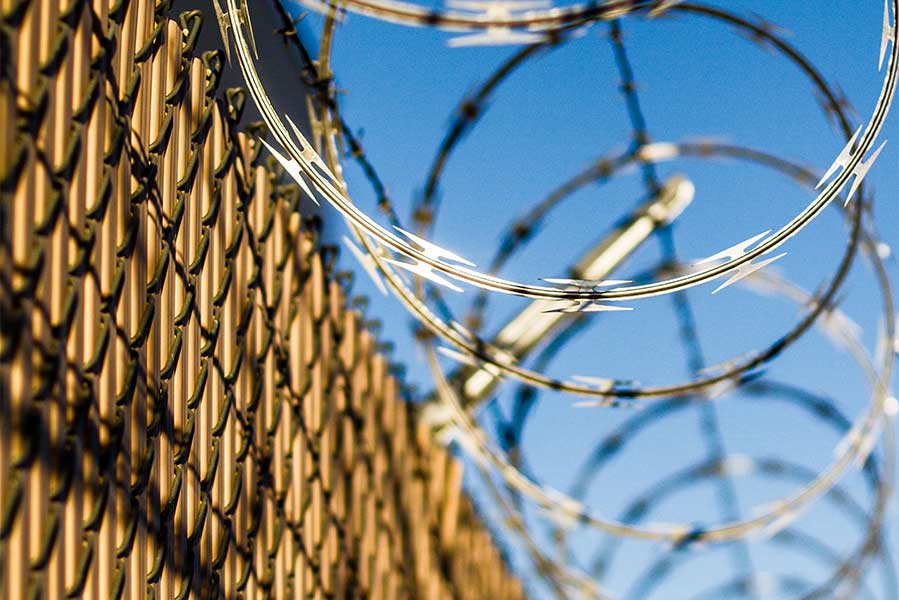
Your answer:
[0,1,525,597]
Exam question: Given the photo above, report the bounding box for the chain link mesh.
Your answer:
[0,1,525,597]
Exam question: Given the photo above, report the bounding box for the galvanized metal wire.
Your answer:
[249,1,899,597]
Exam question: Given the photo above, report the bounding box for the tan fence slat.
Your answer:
[0,2,525,598]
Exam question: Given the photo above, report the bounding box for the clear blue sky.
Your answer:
[282,1,898,597]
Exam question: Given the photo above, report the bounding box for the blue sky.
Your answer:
[282,1,898,597]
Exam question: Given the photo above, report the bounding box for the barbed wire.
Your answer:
[231,1,899,597]
[222,0,896,309]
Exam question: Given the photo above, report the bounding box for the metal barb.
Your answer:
[437,345,483,368]
[648,0,683,18]
[343,235,389,295]
[260,139,319,204]
[696,230,772,266]
[212,0,258,62]
[446,0,552,46]
[394,226,478,267]
[845,140,888,204]
[542,300,634,313]
[382,257,466,292]
[542,278,632,291]
[711,253,787,295]
[240,1,259,59]
[816,126,862,190]
[882,0,895,71]
[212,0,233,63]
[285,114,340,183]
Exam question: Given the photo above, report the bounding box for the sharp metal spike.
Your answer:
[816,126,862,189]
[448,0,550,7]
[260,139,319,205]
[756,511,795,541]
[457,428,491,468]
[572,398,639,409]
[569,375,615,391]
[845,140,887,204]
[305,96,325,153]
[436,346,482,368]
[542,300,633,313]
[394,226,477,267]
[711,253,786,294]
[751,13,792,40]
[449,320,476,341]
[696,230,771,266]
[573,301,634,313]
[637,142,679,161]
[307,0,348,21]
[826,311,862,349]
[724,454,756,477]
[704,377,740,399]
[446,0,551,47]
[212,1,258,62]
[212,0,233,63]
[492,348,517,366]
[696,351,757,376]
[238,1,259,59]
[542,278,632,290]
[881,0,894,71]
[382,257,465,292]
[448,29,548,47]
[285,114,339,183]
[649,0,683,18]
[342,235,388,295]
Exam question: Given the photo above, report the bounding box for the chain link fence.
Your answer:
[0,1,525,597]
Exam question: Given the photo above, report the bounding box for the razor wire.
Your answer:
[220,0,899,597]
[218,0,897,307]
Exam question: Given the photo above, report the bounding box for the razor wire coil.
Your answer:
[229,0,899,597]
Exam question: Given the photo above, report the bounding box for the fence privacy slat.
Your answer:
[0,2,525,598]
